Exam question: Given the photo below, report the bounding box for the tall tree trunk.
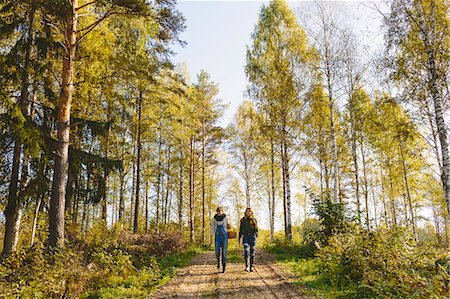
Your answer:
[244,150,251,208]
[327,75,339,203]
[270,138,275,241]
[3,142,23,257]
[414,1,450,223]
[432,204,442,244]
[324,160,330,199]
[156,131,162,231]
[399,142,417,239]
[283,136,292,240]
[145,176,149,233]
[371,178,378,228]
[164,147,172,224]
[65,166,74,220]
[319,158,324,199]
[130,149,136,228]
[351,120,361,224]
[118,168,125,224]
[360,142,370,228]
[430,62,450,221]
[168,185,173,224]
[49,0,78,248]
[73,176,79,224]
[112,173,117,225]
[380,171,389,227]
[3,0,36,257]
[133,91,142,233]
[386,158,397,226]
[178,141,184,235]
[281,139,287,238]
[102,104,111,222]
[30,197,42,247]
[202,128,206,244]
[330,104,339,203]
[426,105,443,173]
[161,175,167,224]
[189,137,195,243]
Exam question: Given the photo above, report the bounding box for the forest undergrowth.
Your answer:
[266,222,450,299]
[0,223,202,298]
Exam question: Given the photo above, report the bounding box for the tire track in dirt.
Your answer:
[153,250,311,299]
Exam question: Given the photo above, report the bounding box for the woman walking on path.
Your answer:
[239,207,258,272]
[211,206,229,273]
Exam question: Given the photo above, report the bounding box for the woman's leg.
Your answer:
[222,234,228,268]
[243,236,250,270]
[249,236,256,271]
[215,235,221,269]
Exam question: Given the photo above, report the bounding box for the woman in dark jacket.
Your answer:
[211,206,229,273]
[239,207,258,272]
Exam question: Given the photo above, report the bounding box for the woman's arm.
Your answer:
[238,218,243,242]
[210,218,216,236]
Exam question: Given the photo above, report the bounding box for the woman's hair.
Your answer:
[216,206,224,213]
[245,207,253,216]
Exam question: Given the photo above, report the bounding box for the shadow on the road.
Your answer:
[189,249,273,266]
[156,281,304,299]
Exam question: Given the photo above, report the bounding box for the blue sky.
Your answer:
[172,1,267,125]
[172,1,385,126]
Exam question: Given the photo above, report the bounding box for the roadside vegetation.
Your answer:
[0,224,204,298]
[265,200,450,299]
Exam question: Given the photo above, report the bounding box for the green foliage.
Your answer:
[266,238,316,260]
[317,227,450,298]
[0,225,198,298]
[269,226,449,299]
[311,198,354,244]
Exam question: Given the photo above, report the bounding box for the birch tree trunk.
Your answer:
[350,114,361,223]
[30,197,42,247]
[281,140,287,238]
[178,140,184,235]
[189,137,195,242]
[145,176,149,233]
[270,138,275,241]
[202,129,206,243]
[399,142,417,238]
[360,142,370,228]
[133,91,142,233]
[283,137,292,240]
[414,0,450,222]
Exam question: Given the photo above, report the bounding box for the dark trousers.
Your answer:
[243,235,256,261]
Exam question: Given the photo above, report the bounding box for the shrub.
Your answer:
[317,227,450,298]
[0,224,191,298]
[120,225,186,257]
[311,198,354,244]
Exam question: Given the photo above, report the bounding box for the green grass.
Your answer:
[82,246,207,299]
[266,244,362,299]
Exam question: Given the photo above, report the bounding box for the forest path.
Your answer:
[152,249,311,299]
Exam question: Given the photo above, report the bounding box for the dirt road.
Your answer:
[153,249,311,298]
